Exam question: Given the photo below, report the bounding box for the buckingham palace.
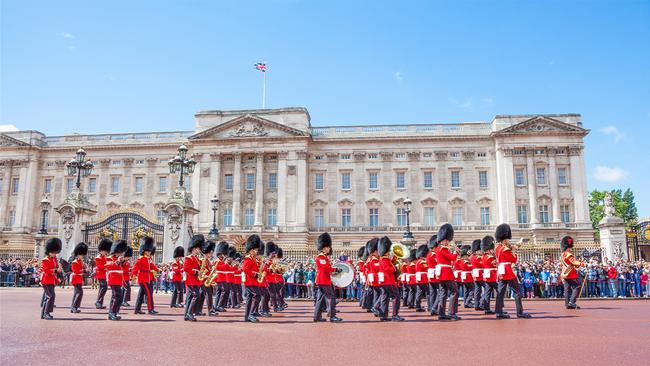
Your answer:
[0,107,594,256]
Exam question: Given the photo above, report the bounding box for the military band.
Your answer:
[70,242,88,313]
[560,235,585,309]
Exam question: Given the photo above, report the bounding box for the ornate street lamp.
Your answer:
[66,148,94,189]
[403,197,414,241]
[168,144,196,189]
[209,195,220,240]
[38,197,51,235]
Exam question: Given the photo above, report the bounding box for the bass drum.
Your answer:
[331,262,355,288]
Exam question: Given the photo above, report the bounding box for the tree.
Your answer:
[589,188,639,231]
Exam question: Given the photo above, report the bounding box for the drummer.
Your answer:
[313,232,343,323]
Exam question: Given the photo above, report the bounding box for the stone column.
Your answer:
[20,159,38,229]
[13,162,27,229]
[208,153,221,216]
[254,152,265,226]
[162,188,199,262]
[548,153,560,223]
[599,214,627,261]
[232,152,242,227]
[0,160,13,227]
[190,153,203,229]
[277,151,288,228]
[55,190,97,259]
[526,151,538,225]
[570,147,589,223]
[295,151,308,231]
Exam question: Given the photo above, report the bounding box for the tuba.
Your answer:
[390,243,410,263]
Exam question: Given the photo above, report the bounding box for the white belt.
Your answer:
[415,271,427,282]
[472,269,482,278]
[498,262,512,275]
[461,271,472,281]
[427,268,436,279]
[108,270,122,274]
[435,264,452,277]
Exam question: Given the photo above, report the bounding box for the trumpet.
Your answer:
[271,259,289,275]
[204,261,218,287]
[257,258,268,283]
[198,255,210,282]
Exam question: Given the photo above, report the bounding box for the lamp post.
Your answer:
[38,197,51,235]
[168,144,196,189]
[66,148,94,189]
[403,197,413,240]
[209,195,220,240]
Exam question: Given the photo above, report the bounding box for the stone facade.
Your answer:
[0,107,593,252]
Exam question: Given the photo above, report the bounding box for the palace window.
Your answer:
[268,173,277,189]
[368,153,378,160]
[88,178,97,193]
[561,205,571,223]
[515,168,526,186]
[396,208,407,226]
[341,154,351,160]
[222,208,232,226]
[450,152,460,158]
[110,177,120,193]
[156,210,166,223]
[134,177,144,193]
[423,207,435,226]
[422,152,432,158]
[159,176,167,193]
[369,208,379,227]
[369,172,378,189]
[44,179,52,194]
[267,208,277,226]
[478,152,487,158]
[480,207,490,225]
[539,205,550,224]
[315,173,324,190]
[517,205,528,224]
[314,209,324,228]
[451,171,460,188]
[341,172,351,190]
[423,171,433,188]
[224,174,233,191]
[558,168,568,185]
[245,208,254,226]
[341,208,352,227]
[479,171,488,188]
[9,210,16,226]
[536,168,547,185]
[396,172,406,189]
[452,207,463,226]
[395,153,406,160]
[245,173,255,191]
[314,155,324,160]
[66,178,74,193]
[11,177,19,194]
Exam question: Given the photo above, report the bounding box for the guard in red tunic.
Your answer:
[183,235,205,322]
[356,246,367,309]
[70,242,88,313]
[364,238,380,315]
[106,240,127,320]
[194,241,215,316]
[406,251,417,308]
[264,242,282,312]
[413,245,429,312]
[170,246,185,308]
[313,232,343,323]
[121,246,133,307]
[560,236,585,309]
[480,236,497,314]
[434,223,460,321]
[494,224,531,319]
[275,247,288,310]
[458,247,475,309]
[242,234,262,323]
[470,239,484,311]
[232,254,244,308]
[132,236,160,315]
[94,238,112,309]
[426,235,439,315]
[213,241,230,314]
[376,236,404,321]
[40,238,62,320]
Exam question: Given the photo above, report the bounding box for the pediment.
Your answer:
[448,196,466,205]
[338,198,354,206]
[0,134,31,147]
[421,197,439,206]
[189,114,310,140]
[365,198,382,206]
[310,199,328,207]
[493,116,588,136]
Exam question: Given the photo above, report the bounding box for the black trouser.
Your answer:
[110,285,123,315]
[563,279,580,307]
[244,286,262,320]
[362,286,374,309]
[122,281,131,303]
[194,287,205,314]
[495,278,524,315]
[216,282,230,310]
[481,281,498,311]
[203,285,214,312]
[379,285,400,318]
[171,281,184,306]
[407,284,417,307]
[71,284,83,309]
[314,284,336,320]
[372,287,381,311]
[41,284,55,316]
[134,282,155,312]
[236,283,244,304]
[462,282,475,307]
[214,282,225,308]
[415,283,428,310]
[185,285,200,318]
[428,283,440,312]
[438,280,459,316]
[270,283,282,309]
[258,286,270,313]
[473,281,484,309]
[96,279,107,306]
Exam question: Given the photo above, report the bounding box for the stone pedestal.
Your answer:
[162,187,199,262]
[55,189,97,259]
[599,215,627,261]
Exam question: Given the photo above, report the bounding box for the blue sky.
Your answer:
[1,0,649,216]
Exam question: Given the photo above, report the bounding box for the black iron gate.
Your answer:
[626,220,650,260]
[83,211,164,263]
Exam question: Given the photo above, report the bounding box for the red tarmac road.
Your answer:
[1,287,648,366]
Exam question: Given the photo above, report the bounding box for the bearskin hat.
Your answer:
[277,247,284,259]
[471,239,482,253]
[408,249,417,262]
[202,240,216,254]
[481,235,495,252]
[124,246,133,258]
[495,223,512,242]
[356,246,366,260]
[110,239,128,255]
[227,245,237,259]
[560,236,574,252]
[265,241,278,256]
[459,246,471,257]
[139,236,155,255]
[216,241,230,255]
[316,232,332,251]
[365,237,379,255]
[416,244,428,259]
[437,223,454,243]
[173,246,185,258]
[245,234,262,253]
[98,238,112,253]
[428,234,438,249]
[378,236,392,256]
[45,238,62,255]
[188,234,205,252]
[72,242,88,256]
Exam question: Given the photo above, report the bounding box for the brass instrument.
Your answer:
[198,255,210,282]
[204,259,219,287]
[257,258,268,283]
[271,259,289,275]
[390,243,410,263]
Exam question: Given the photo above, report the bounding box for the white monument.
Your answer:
[598,193,627,261]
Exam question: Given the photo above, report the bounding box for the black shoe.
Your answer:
[41,313,54,320]
[134,310,145,314]
[313,318,326,322]
[475,306,485,311]
[464,305,474,309]
[366,309,373,313]
[70,308,76,313]
[330,316,343,323]
[449,314,461,321]
[233,304,242,309]
[430,310,438,316]
[517,312,532,319]
[208,310,219,316]
[415,308,425,312]
[95,304,106,310]
[496,313,511,319]
[216,307,226,312]
[184,315,197,322]
[380,317,392,321]
[148,310,159,315]
[108,313,122,321]
[196,312,206,316]
[438,315,451,321]
[392,315,405,322]
[122,302,131,307]
[246,316,260,323]
[259,312,272,317]
[484,310,495,315]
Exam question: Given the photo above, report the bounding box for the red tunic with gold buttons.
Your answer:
[106,255,124,286]
[470,254,483,282]
[40,256,60,285]
[426,251,438,283]
[407,262,417,285]
[434,245,457,281]
[184,254,202,286]
[171,258,183,282]
[94,254,107,280]
[234,265,242,285]
[561,251,583,280]
[459,259,474,283]
[315,253,335,286]
[70,258,84,285]
[242,255,260,287]
[366,255,380,287]
[482,254,497,283]
[495,244,517,281]
[132,256,156,284]
[415,258,429,285]
[121,259,131,283]
[377,256,396,286]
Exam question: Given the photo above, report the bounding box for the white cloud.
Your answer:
[599,125,625,143]
[0,124,19,132]
[548,60,555,66]
[482,97,494,105]
[61,32,75,39]
[449,97,473,109]
[593,165,629,183]
[67,45,76,51]
[394,71,403,81]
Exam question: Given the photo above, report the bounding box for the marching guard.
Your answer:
[313,232,343,323]
[196,240,216,316]
[377,236,404,321]
[560,236,585,309]
[70,242,88,313]
[170,246,185,308]
[457,247,475,309]
[94,238,111,309]
[434,224,460,321]
[480,235,497,314]
[132,236,159,315]
[414,244,429,312]
[242,234,263,323]
[213,241,230,314]
[470,239,484,311]
[121,246,133,307]
[106,239,128,320]
[40,238,62,320]
[494,224,531,319]
[426,235,439,315]
[356,246,367,309]
[365,238,380,315]
[183,234,205,322]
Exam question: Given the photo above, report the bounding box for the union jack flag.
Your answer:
[254,62,267,72]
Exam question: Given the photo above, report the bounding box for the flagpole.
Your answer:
[262,69,266,109]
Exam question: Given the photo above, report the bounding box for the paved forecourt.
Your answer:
[1,287,648,366]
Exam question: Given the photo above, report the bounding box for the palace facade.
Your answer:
[0,107,594,254]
